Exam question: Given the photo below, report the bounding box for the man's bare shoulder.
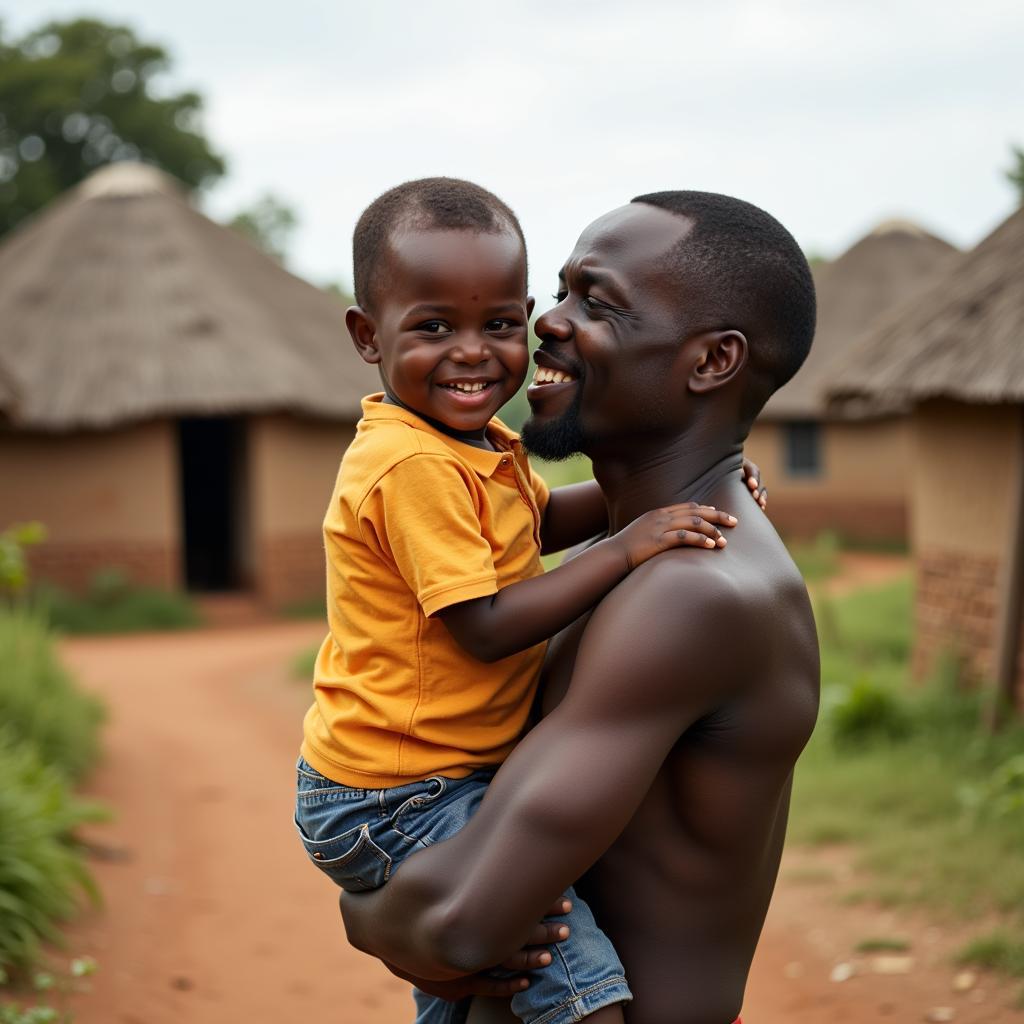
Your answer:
[575,525,816,705]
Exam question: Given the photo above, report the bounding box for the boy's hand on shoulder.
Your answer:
[612,502,738,570]
[742,456,768,511]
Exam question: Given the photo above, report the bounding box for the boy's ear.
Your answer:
[346,305,381,364]
[688,329,748,394]
[526,296,536,319]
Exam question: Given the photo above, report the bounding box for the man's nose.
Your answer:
[535,305,572,344]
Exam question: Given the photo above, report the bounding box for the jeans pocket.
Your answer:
[389,776,447,842]
[295,819,392,892]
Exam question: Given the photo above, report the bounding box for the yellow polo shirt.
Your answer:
[301,395,550,787]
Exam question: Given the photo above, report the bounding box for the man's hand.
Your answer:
[379,900,572,1003]
[742,457,768,511]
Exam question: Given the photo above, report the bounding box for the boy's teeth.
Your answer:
[447,382,488,393]
[531,367,576,385]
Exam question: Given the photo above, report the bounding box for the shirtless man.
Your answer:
[341,191,821,1024]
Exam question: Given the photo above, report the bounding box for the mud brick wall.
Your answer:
[28,540,179,593]
[767,497,906,544]
[255,532,325,609]
[913,549,1024,709]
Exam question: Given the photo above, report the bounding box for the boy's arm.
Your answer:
[342,558,742,977]
[539,480,608,554]
[439,502,735,662]
[538,457,765,557]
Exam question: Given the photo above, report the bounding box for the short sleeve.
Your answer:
[359,454,499,617]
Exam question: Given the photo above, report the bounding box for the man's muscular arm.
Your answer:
[342,556,747,977]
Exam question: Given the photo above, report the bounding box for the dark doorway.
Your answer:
[177,417,249,591]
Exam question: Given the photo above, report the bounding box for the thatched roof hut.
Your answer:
[829,208,1024,414]
[826,206,1024,714]
[745,221,957,542]
[0,162,373,431]
[763,220,958,420]
[0,163,377,606]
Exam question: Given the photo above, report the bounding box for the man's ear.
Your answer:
[346,305,381,364]
[688,330,748,394]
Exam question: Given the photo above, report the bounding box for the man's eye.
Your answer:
[581,296,603,311]
[551,291,567,303]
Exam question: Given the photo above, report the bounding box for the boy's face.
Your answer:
[349,227,532,435]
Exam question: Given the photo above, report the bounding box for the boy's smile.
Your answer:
[347,227,532,439]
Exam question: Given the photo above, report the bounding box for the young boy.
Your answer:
[295,178,746,1024]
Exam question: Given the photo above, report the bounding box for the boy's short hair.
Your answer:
[630,190,816,422]
[353,177,527,311]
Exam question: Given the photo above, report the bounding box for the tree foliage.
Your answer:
[228,193,298,264]
[1007,145,1024,207]
[0,17,226,236]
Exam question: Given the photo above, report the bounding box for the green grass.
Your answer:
[0,732,105,975]
[791,576,1024,957]
[0,608,104,783]
[787,530,841,583]
[0,607,108,979]
[855,937,911,953]
[279,597,328,621]
[36,569,200,635]
[957,932,1024,977]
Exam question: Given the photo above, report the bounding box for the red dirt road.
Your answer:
[54,612,1021,1023]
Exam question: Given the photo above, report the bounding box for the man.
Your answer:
[341,191,821,1024]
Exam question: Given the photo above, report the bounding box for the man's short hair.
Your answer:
[630,191,816,420]
[353,177,527,311]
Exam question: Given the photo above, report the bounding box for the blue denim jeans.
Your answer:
[295,756,631,1024]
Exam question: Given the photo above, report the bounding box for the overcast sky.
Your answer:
[9,1,1024,303]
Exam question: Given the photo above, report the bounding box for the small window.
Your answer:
[784,421,822,477]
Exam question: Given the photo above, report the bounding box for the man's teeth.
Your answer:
[445,382,489,393]
[531,367,575,385]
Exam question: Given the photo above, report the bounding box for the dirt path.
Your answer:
[53,613,1021,1023]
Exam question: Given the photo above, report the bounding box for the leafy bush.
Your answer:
[0,524,46,598]
[0,733,105,974]
[959,754,1024,821]
[830,677,913,747]
[0,608,104,782]
[38,568,199,635]
[292,643,320,680]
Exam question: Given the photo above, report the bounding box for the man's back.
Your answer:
[540,478,819,1023]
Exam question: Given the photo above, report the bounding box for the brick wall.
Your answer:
[255,532,326,610]
[766,496,906,544]
[28,540,180,594]
[913,548,1024,709]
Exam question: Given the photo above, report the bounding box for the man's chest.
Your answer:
[538,609,594,714]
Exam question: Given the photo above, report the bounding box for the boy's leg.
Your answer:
[413,987,471,1024]
[508,886,630,1024]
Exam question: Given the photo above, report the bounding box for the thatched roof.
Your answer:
[761,220,958,420]
[828,206,1024,412]
[0,163,377,431]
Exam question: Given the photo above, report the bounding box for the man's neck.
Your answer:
[590,432,744,534]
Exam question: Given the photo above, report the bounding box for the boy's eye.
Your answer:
[485,318,517,332]
[418,321,450,334]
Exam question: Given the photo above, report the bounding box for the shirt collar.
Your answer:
[360,393,524,478]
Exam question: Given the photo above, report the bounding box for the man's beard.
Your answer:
[521,388,587,461]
